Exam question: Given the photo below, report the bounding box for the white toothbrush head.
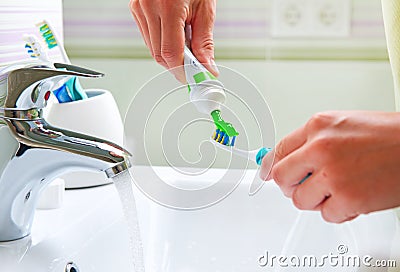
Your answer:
[210,138,257,162]
[211,139,272,166]
[23,34,49,62]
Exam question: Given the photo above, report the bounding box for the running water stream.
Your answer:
[112,171,145,272]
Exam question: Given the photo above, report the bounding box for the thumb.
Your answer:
[190,0,219,76]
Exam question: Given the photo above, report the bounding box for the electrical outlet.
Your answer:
[311,0,351,37]
[271,0,310,38]
[271,0,351,38]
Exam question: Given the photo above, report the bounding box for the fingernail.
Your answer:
[210,58,219,75]
[170,66,186,83]
[175,73,186,84]
[264,153,274,181]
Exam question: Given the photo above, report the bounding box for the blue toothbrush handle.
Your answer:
[255,147,272,166]
[255,147,311,184]
[299,173,312,184]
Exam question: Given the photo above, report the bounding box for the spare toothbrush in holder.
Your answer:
[33,20,87,103]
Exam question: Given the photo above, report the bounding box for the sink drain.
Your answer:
[65,262,80,272]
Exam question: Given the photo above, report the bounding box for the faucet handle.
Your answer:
[2,62,104,111]
[53,63,104,77]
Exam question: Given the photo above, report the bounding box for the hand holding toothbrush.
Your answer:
[260,111,400,224]
[129,0,219,82]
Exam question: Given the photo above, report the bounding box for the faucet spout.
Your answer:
[0,118,131,241]
[0,62,132,241]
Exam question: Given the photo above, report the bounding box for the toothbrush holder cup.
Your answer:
[44,89,124,188]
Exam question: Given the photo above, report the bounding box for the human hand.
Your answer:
[260,111,400,223]
[129,0,218,82]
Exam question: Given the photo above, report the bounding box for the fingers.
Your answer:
[290,171,360,223]
[143,6,167,68]
[320,197,360,223]
[130,0,187,82]
[274,126,308,164]
[130,0,218,83]
[130,0,152,50]
[258,111,399,224]
[260,126,307,181]
[190,0,218,76]
[292,172,330,210]
[160,13,186,82]
[292,170,361,223]
[271,146,314,197]
[259,149,275,182]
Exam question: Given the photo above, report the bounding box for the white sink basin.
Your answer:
[1,166,399,271]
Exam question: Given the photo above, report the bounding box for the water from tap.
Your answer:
[112,171,145,272]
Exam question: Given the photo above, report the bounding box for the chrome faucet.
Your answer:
[0,63,131,241]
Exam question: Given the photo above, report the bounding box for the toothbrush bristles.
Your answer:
[213,129,236,147]
[213,129,220,140]
[223,135,229,145]
[231,136,236,146]
[37,22,58,49]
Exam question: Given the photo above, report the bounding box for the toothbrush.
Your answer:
[36,20,87,102]
[36,20,69,63]
[183,46,312,193]
[183,46,239,146]
[212,139,310,195]
[22,34,74,103]
[211,140,311,181]
[183,47,309,177]
[212,140,310,182]
[210,140,271,166]
[23,34,50,62]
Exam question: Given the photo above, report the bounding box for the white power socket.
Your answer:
[271,0,351,38]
